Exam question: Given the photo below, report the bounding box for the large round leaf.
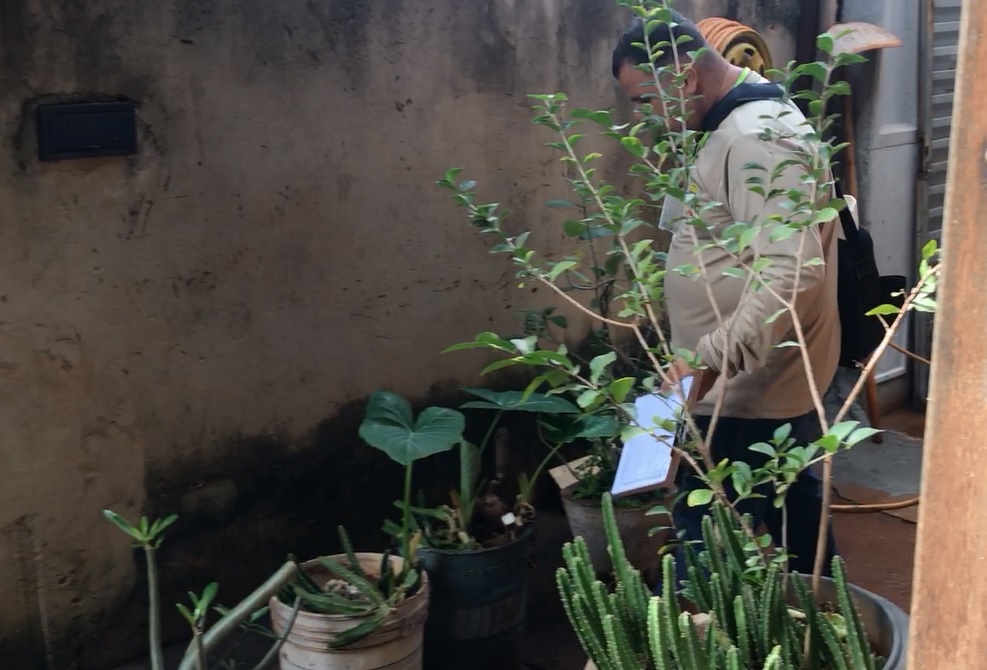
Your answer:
[460,388,579,414]
[359,391,465,466]
[540,414,621,443]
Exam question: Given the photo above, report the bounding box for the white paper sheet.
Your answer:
[610,377,693,497]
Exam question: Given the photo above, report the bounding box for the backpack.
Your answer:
[701,82,906,369]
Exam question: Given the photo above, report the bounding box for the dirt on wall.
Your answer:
[0,0,803,667]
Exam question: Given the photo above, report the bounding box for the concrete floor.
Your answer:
[827,407,924,612]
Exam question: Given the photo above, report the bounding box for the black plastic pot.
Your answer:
[793,576,909,669]
[417,523,536,670]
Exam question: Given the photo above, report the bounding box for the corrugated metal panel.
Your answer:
[913,0,960,405]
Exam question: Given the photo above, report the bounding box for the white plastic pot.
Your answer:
[269,553,429,670]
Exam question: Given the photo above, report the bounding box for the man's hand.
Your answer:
[661,354,718,403]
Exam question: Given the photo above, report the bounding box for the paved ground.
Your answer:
[827,407,923,612]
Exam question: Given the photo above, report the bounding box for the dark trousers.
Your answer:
[658,411,838,592]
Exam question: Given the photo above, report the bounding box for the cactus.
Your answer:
[278,526,422,649]
[557,494,880,669]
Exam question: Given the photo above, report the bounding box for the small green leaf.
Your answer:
[610,377,635,404]
[176,603,195,626]
[103,510,144,542]
[687,489,714,507]
[620,136,647,158]
[442,332,514,353]
[738,226,758,250]
[828,420,861,442]
[563,219,587,237]
[722,267,746,279]
[844,426,883,447]
[150,514,179,539]
[834,51,868,67]
[763,308,787,326]
[749,442,776,457]
[800,62,828,82]
[200,582,219,611]
[769,225,796,242]
[510,336,538,354]
[460,389,579,414]
[866,304,900,316]
[545,199,573,208]
[548,260,578,281]
[815,434,840,453]
[576,389,601,409]
[590,352,617,384]
[812,207,839,224]
[480,358,519,376]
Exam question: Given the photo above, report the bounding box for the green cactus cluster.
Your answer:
[557,494,881,670]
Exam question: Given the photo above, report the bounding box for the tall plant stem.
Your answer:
[523,439,567,504]
[194,632,206,670]
[402,460,414,575]
[478,410,505,457]
[144,546,164,670]
[253,596,301,670]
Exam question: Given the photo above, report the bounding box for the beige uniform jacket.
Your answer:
[663,79,841,420]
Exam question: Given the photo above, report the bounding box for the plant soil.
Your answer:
[323,578,373,603]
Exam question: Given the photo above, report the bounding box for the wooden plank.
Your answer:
[908,1,987,667]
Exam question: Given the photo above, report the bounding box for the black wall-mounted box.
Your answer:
[36,100,137,162]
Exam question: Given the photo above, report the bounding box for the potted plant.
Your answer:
[555,436,674,580]
[264,390,466,669]
[436,0,938,665]
[359,387,577,669]
[561,495,909,669]
[104,389,462,670]
[527,400,674,580]
[515,291,678,581]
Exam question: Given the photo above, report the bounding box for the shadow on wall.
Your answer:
[0,0,803,667]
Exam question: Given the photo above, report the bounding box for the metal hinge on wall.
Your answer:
[917,135,932,176]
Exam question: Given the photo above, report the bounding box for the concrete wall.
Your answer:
[0,1,803,667]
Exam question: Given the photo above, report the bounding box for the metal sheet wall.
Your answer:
[914,0,961,404]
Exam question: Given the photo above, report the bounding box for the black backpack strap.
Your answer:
[700,82,786,132]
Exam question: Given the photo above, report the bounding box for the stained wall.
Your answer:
[0,1,802,666]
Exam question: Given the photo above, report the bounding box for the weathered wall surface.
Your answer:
[0,0,802,667]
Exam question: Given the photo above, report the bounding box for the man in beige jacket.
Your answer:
[612,11,840,588]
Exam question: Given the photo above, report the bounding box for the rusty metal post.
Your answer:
[907,1,987,667]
